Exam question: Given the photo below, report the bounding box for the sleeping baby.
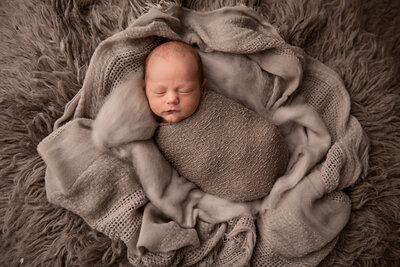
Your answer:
[144,41,289,202]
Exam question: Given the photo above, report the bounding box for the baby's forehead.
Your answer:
[148,41,198,62]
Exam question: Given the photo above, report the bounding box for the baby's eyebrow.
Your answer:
[149,84,166,89]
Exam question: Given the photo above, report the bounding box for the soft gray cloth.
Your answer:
[37,5,369,267]
[155,89,289,201]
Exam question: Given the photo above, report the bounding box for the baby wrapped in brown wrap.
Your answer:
[155,89,289,201]
[145,41,289,202]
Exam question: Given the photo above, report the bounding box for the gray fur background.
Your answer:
[1,0,399,266]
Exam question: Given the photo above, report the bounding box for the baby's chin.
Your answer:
[161,115,185,123]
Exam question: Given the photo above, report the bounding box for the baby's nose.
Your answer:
[166,92,179,104]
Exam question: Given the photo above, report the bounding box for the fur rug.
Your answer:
[1,0,399,266]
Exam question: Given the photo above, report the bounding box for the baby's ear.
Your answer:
[201,78,207,89]
[200,78,206,97]
[201,78,207,96]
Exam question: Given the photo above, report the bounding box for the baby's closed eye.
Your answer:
[178,87,194,94]
[152,88,166,95]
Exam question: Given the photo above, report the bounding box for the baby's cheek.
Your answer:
[189,98,201,112]
[149,100,162,116]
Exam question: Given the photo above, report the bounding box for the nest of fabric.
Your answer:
[35,5,367,267]
[1,1,399,267]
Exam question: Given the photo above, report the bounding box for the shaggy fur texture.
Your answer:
[0,0,399,266]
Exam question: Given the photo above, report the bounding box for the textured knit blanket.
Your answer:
[155,89,289,202]
[37,6,369,267]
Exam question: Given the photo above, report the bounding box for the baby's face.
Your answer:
[145,53,205,123]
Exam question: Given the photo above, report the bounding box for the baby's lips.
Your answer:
[164,109,178,113]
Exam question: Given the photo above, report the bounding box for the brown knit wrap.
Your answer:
[155,90,289,201]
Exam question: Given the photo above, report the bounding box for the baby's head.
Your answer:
[143,41,206,123]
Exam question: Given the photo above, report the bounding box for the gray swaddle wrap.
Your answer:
[155,89,289,202]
